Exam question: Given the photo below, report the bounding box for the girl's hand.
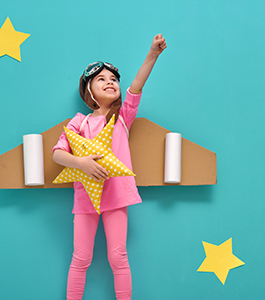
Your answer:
[129,33,167,94]
[53,149,109,182]
[150,34,167,57]
[78,154,109,182]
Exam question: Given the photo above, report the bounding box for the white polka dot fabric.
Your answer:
[53,115,135,214]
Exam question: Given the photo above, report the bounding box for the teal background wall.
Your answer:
[1,1,265,299]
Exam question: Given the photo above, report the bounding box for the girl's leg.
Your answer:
[102,207,132,300]
[67,213,100,300]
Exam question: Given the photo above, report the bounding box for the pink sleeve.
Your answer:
[52,113,86,153]
[119,88,142,130]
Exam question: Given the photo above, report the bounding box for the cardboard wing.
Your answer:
[0,118,216,188]
[130,118,216,186]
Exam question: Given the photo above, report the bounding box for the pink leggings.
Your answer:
[67,207,131,300]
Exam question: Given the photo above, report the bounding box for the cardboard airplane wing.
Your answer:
[130,118,216,186]
[0,118,216,189]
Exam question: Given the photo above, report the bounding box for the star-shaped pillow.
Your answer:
[53,115,135,214]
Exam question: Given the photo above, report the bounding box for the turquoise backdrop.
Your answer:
[1,0,265,299]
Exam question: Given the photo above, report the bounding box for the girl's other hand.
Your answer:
[128,33,167,94]
[78,154,109,182]
[150,34,167,57]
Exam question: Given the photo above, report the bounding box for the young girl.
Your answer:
[53,34,167,300]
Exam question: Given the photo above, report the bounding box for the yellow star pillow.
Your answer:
[53,115,135,214]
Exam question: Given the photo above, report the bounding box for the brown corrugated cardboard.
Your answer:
[130,118,217,186]
[0,118,216,188]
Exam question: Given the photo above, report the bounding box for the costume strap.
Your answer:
[79,114,91,134]
[118,115,129,138]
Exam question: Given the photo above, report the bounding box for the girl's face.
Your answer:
[90,68,120,108]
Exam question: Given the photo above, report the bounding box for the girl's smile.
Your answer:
[104,86,116,92]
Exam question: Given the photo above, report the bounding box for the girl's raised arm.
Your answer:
[129,34,167,95]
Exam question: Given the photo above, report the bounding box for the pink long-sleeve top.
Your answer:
[53,88,142,214]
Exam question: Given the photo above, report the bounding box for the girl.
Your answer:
[53,34,167,300]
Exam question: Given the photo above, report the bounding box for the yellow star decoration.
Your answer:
[197,238,245,284]
[53,115,135,214]
[0,17,30,62]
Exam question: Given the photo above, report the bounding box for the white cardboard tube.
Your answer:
[164,132,182,184]
[23,134,45,186]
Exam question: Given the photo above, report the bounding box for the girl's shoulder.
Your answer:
[66,112,89,133]
[70,112,88,124]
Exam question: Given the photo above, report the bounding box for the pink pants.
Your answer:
[67,207,132,300]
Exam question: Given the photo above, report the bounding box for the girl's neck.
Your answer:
[91,106,111,117]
